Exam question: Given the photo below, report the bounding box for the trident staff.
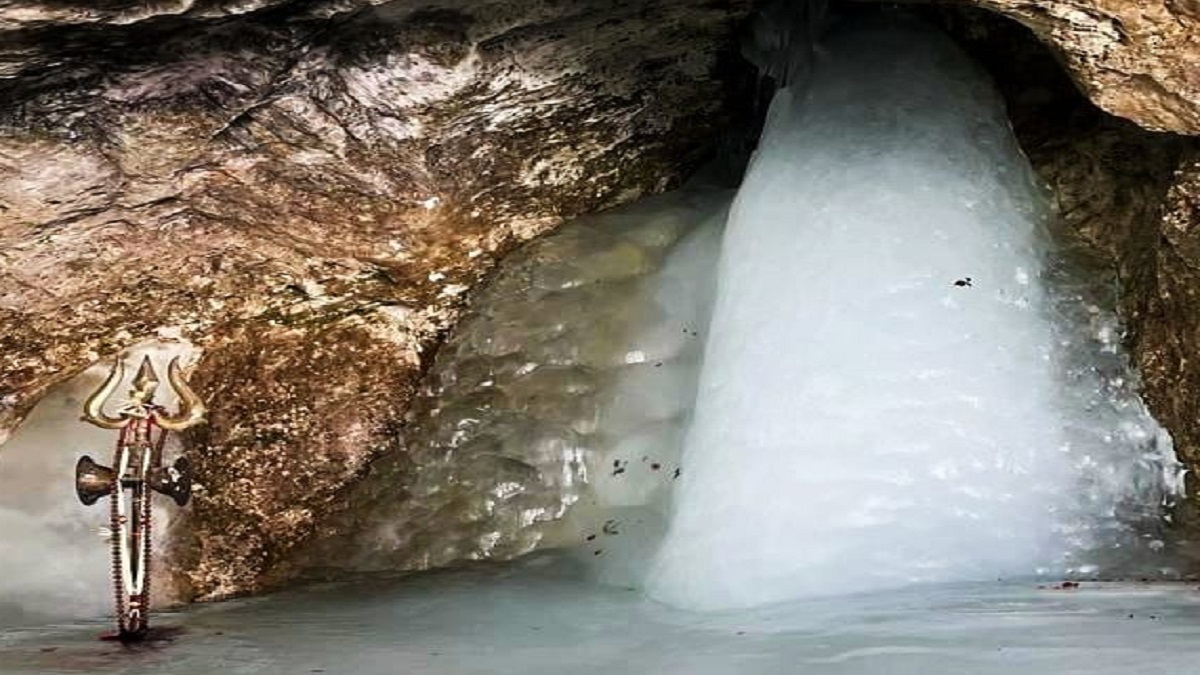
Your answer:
[75,355,205,641]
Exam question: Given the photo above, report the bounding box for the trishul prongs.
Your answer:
[82,355,207,431]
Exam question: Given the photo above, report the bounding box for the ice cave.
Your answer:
[3,0,1200,673]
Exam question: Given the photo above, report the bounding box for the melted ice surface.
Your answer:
[648,17,1179,610]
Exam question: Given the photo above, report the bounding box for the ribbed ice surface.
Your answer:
[647,16,1180,610]
[295,188,730,576]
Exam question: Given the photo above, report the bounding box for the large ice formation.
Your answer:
[646,16,1180,610]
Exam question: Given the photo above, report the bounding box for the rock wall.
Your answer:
[1132,152,1200,540]
[942,0,1200,135]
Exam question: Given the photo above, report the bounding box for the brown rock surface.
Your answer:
[946,0,1200,135]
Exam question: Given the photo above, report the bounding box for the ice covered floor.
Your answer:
[4,555,1200,675]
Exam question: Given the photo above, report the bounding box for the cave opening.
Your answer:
[3,1,1200,672]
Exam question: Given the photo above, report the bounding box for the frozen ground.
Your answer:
[4,554,1200,675]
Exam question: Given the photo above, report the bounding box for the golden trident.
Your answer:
[76,355,206,641]
[82,355,206,431]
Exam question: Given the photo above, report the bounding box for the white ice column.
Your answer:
[648,17,1074,610]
